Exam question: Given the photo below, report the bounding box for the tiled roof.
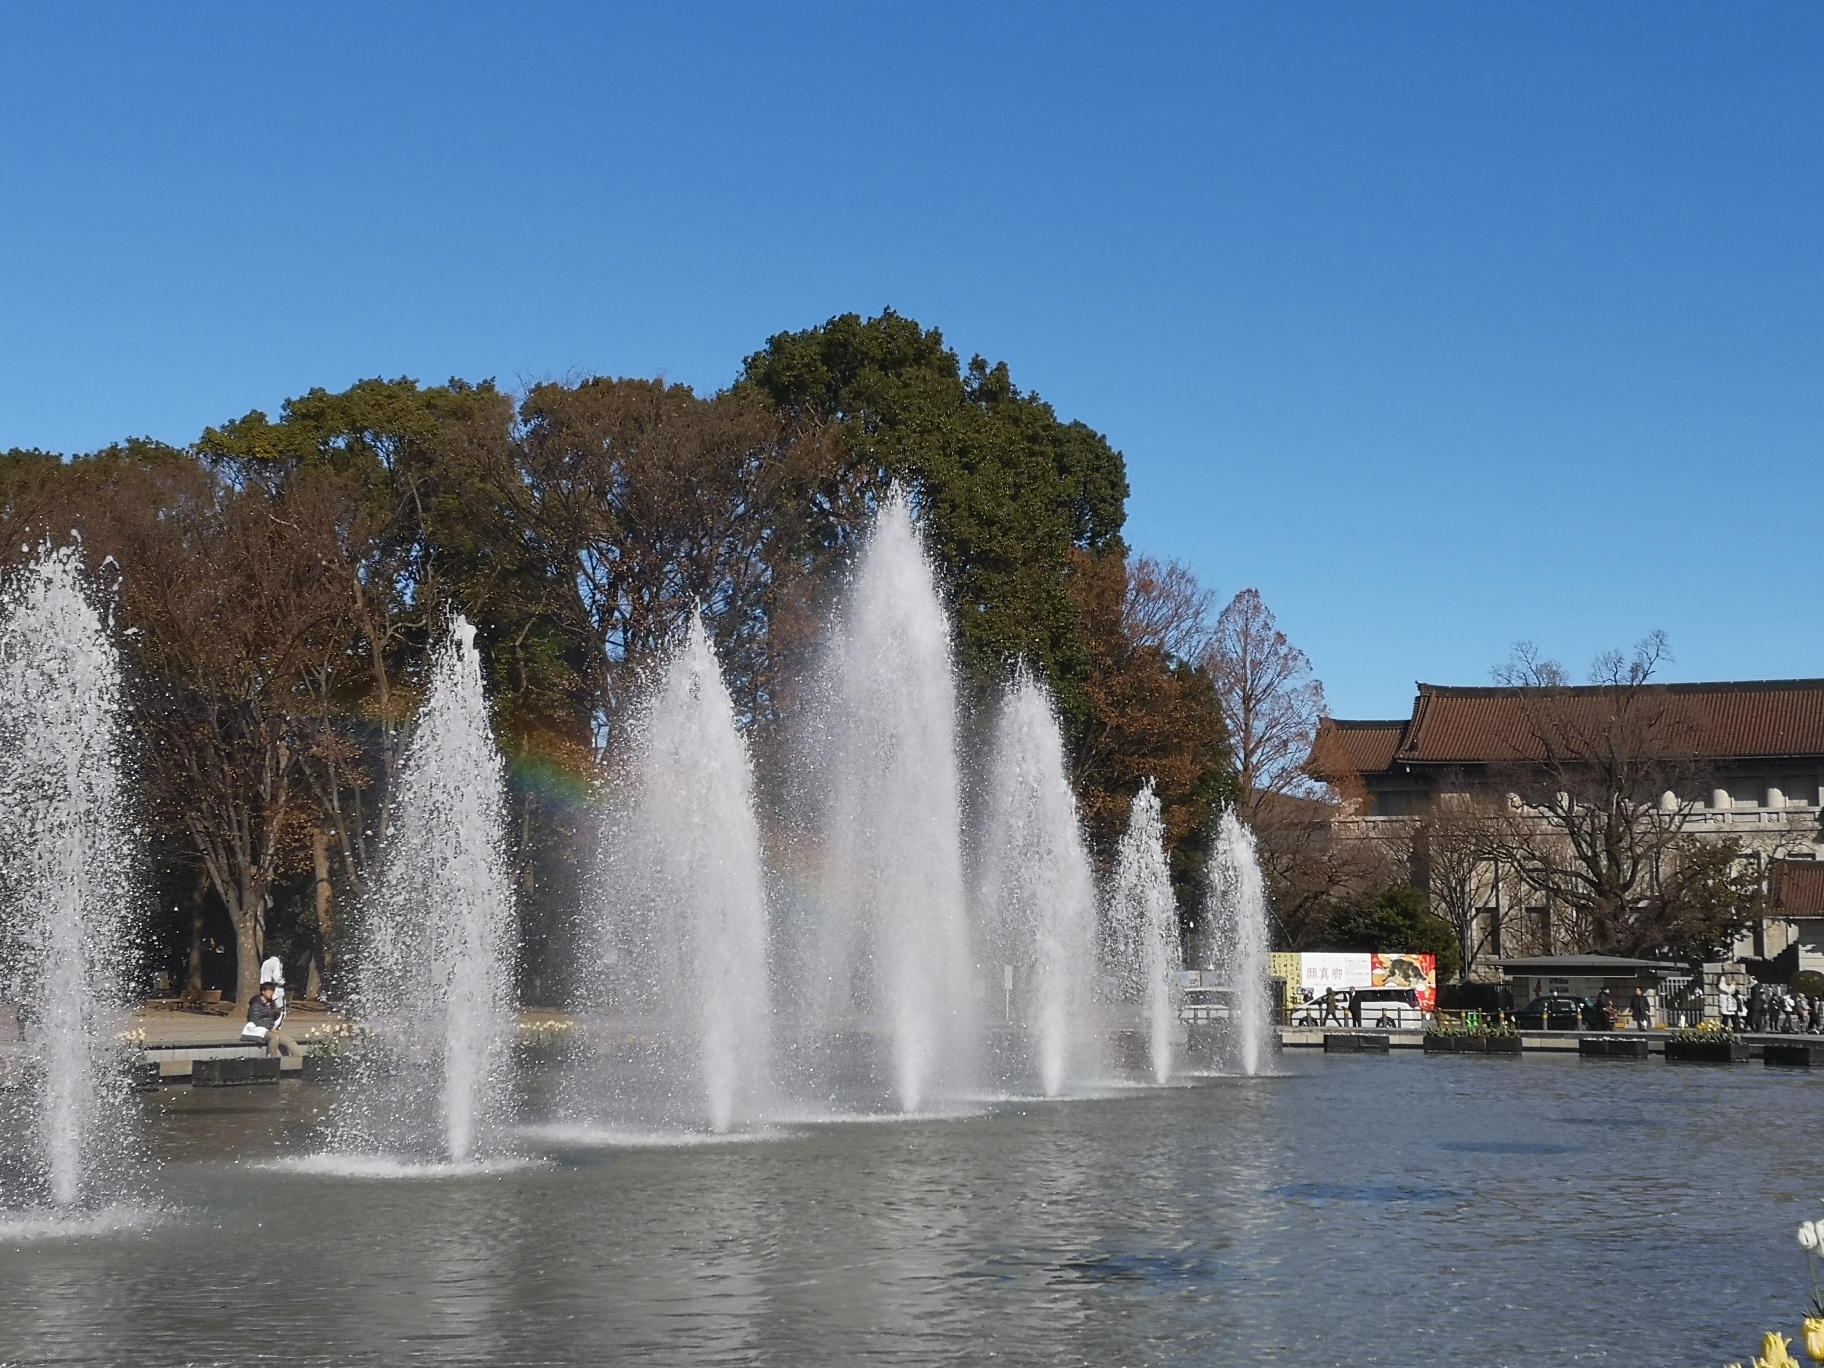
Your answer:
[1397,680,1824,765]
[1309,718,1406,780]
[1316,679,1824,777]
[1771,859,1824,916]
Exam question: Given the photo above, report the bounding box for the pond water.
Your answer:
[2,1052,1818,1367]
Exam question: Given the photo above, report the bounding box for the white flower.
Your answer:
[1799,1221,1819,1251]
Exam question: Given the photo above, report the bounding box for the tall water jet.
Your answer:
[821,491,974,1111]
[1108,780,1180,1084]
[598,612,772,1132]
[344,618,515,1163]
[0,546,136,1209]
[1205,809,1271,1076]
[978,668,1100,1096]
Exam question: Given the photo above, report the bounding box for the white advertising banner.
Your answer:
[1300,952,1375,992]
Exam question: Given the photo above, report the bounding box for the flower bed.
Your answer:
[298,1021,372,1057]
[1426,1018,1521,1054]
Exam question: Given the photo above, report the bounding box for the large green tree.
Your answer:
[739,309,1128,731]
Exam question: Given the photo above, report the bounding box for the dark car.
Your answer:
[1514,995,1598,1031]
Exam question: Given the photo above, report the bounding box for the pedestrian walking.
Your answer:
[1629,987,1651,1031]
[1718,982,1738,1031]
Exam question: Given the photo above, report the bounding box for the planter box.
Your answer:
[299,1054,361,1083]
[1580,1036,1650,1059]
[1325,1033,1389,1053]
[1428,1034,1522,1054]
[1764,1042,1824,1068]
[1664,1039,1750,1064]
[192,1056,281,1086]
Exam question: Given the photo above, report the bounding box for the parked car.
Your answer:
[1513,995,1599,1031]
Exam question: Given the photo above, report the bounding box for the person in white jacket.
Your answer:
[259,957,287,1021]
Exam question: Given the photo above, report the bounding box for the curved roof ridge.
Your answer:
[1416,678,1824,698]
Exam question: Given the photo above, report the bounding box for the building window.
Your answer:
[1729,779,1762,809]
[1478,906,1502,956]
[1526,906,1551,953]
[1783,778,1817,807]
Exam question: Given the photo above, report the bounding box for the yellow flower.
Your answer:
[1802,1319,1824,1362]
[1759,1331,1801,1368]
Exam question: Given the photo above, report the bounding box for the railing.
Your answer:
[1660,974,1702,1029]
[1284,1000,1429,1031]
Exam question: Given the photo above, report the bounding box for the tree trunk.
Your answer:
[185,867,207,996]
[233,896,264,1007]
[311,827,333,999]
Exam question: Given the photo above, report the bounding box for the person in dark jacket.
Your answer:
[243,982,304,1059]
[1629,987,1651,1031]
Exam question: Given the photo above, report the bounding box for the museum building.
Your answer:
[1313,678,1824,977]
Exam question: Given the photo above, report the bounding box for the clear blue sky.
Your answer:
[3,4,1819,718]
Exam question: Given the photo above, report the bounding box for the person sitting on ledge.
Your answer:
[243,981,304,1061]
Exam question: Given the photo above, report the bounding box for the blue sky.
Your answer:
[2,3,1819,718]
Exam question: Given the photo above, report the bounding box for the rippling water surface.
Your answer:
[2,1052,1818,1366]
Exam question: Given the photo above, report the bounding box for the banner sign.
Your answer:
[1300,953,1373,992]
[1292,952,1438,1012]
[1372,953,1437,1012]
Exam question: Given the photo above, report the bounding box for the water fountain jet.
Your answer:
[340,617,516,1164]
[979,668,1100,1096]
[593,612,773,1132]
[1204,809,1270,1076]
[1108,780,1180,1084]
[0,545,137,1209]
[819,491,974,1111]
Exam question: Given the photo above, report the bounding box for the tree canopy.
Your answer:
[0,309,1232,1005]
[740,309,1129,732]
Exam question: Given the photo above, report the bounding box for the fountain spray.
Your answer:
[1205,809,1271,1076]
[822,490,975,1111]
[979,667,1100,1096]
[610,611,773,1132]
[0,546,136,1208]
[346,617,516,1163]
[1109,780,1180,1084]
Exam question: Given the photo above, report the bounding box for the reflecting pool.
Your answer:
[2,1053,1817,1366]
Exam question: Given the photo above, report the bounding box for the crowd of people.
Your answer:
[1725,982,1824,1034]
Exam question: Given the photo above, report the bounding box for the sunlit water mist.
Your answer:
[0,546,138,1210]
[818,490,975,1111]
[978,668,1100,1096]
[590,612,772,1133]
[1205,810,1271,1076]
[1108,780,1180,1084]
[338,618,516,1164]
